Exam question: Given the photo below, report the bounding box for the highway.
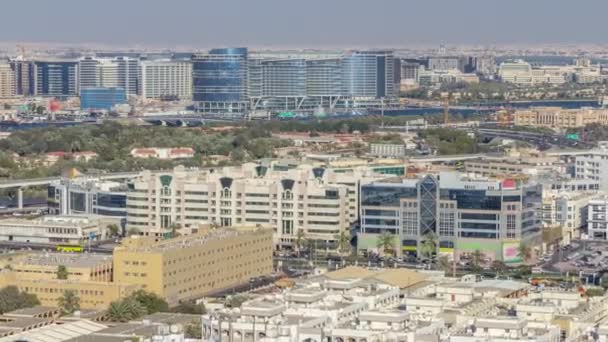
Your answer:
[475,128,595,149]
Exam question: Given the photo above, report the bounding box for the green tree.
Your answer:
[585,287,605,297]
[127,228,141,236]
[170,223,181,238]
[335,231,351,256]
[471,250,484,272]
[376,232,395,257]
[57,290,80,315]
[107,224,120,237]
[57,265,68,280]
[36,105,45,115]
[185,319,202,339]
[420,232,438,260]
[491,260,507,275]
[225,295,248,308]
[518,243,532,264]
[0,286,39,314]
[437,255,451,273]
[295,229,307,257]
[171,301,206,314]
[130,290,169,314]
[107,298,147,322]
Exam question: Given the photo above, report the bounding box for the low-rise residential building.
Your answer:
[370,143,407,158]
[130,147,195,160]
[588,195,608,240]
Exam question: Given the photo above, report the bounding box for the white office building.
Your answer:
[139,60,192,100]
[126,163,382,249]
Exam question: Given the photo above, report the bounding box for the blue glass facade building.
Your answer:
[192,48,248,113]
[342,50,395,98]
[33,61,79,97]
[80,87,127,110]
[48,180,127,218]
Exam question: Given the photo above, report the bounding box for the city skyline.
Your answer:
[2,0,608,47]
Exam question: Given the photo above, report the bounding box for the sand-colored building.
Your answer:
[0,252,138,309]
[514,107,608,129]
[113,226,273,305]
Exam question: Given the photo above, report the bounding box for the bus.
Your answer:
[56,244,84,253]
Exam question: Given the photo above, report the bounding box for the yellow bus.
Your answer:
[56,244,84,253]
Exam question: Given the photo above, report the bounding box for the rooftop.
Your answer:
[16,252,112,268]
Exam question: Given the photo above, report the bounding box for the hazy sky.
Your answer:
[2,0,608,47]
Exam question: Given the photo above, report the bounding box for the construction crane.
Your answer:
[443,93,451,125]
[16,45,26,59]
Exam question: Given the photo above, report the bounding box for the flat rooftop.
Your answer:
[16,252,112,268]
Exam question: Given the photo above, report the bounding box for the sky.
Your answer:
[1,0,608,48]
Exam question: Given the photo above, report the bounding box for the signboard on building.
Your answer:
[502,241,522,264]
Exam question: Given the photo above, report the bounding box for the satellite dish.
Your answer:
[170,324,179,333]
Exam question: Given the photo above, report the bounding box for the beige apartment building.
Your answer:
[0,63,15,98]
[514,107,608,129]
[113,226,273,305]
[126,163,382,249]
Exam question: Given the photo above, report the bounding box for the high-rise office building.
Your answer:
[306,58,343,97]
[33,61,79,97]
[48,179,127,218]
[262,59,307,97]
[139,60,192,100]
[0,63,15,98]
[359,172,542,263]
[342,50,395,99]
[10,60,33,96]
[79,57,139,96]
[192,48,248,113]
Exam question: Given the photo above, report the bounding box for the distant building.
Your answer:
[44,151,98,165]
[588,196,608,240]
[130,147,195,160]
[514,107,608,128]
[78,56,139,96]
[32,60,79,97]
[139,60,192,100]
[192,47,249,113]
[0,63,15,98]
[342,50,395,99]
[370,143,406,158]
[10,60,33,96]
[113,226,273,305]
[80,87,126,110]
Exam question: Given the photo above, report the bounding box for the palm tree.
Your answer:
[106,224,120,237]
[420,232,438,261]
[57,290,80,315]
[56,265,68,280]
[471,250,484,272]
[107,298,147,322]
[295,229,306,257]
[491,260,507,275]
[376,232,395,258]
[437,255,451,272]
[335,231,351,256]
[517,243,532,264]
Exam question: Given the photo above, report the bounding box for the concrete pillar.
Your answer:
[17,187,23,209]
